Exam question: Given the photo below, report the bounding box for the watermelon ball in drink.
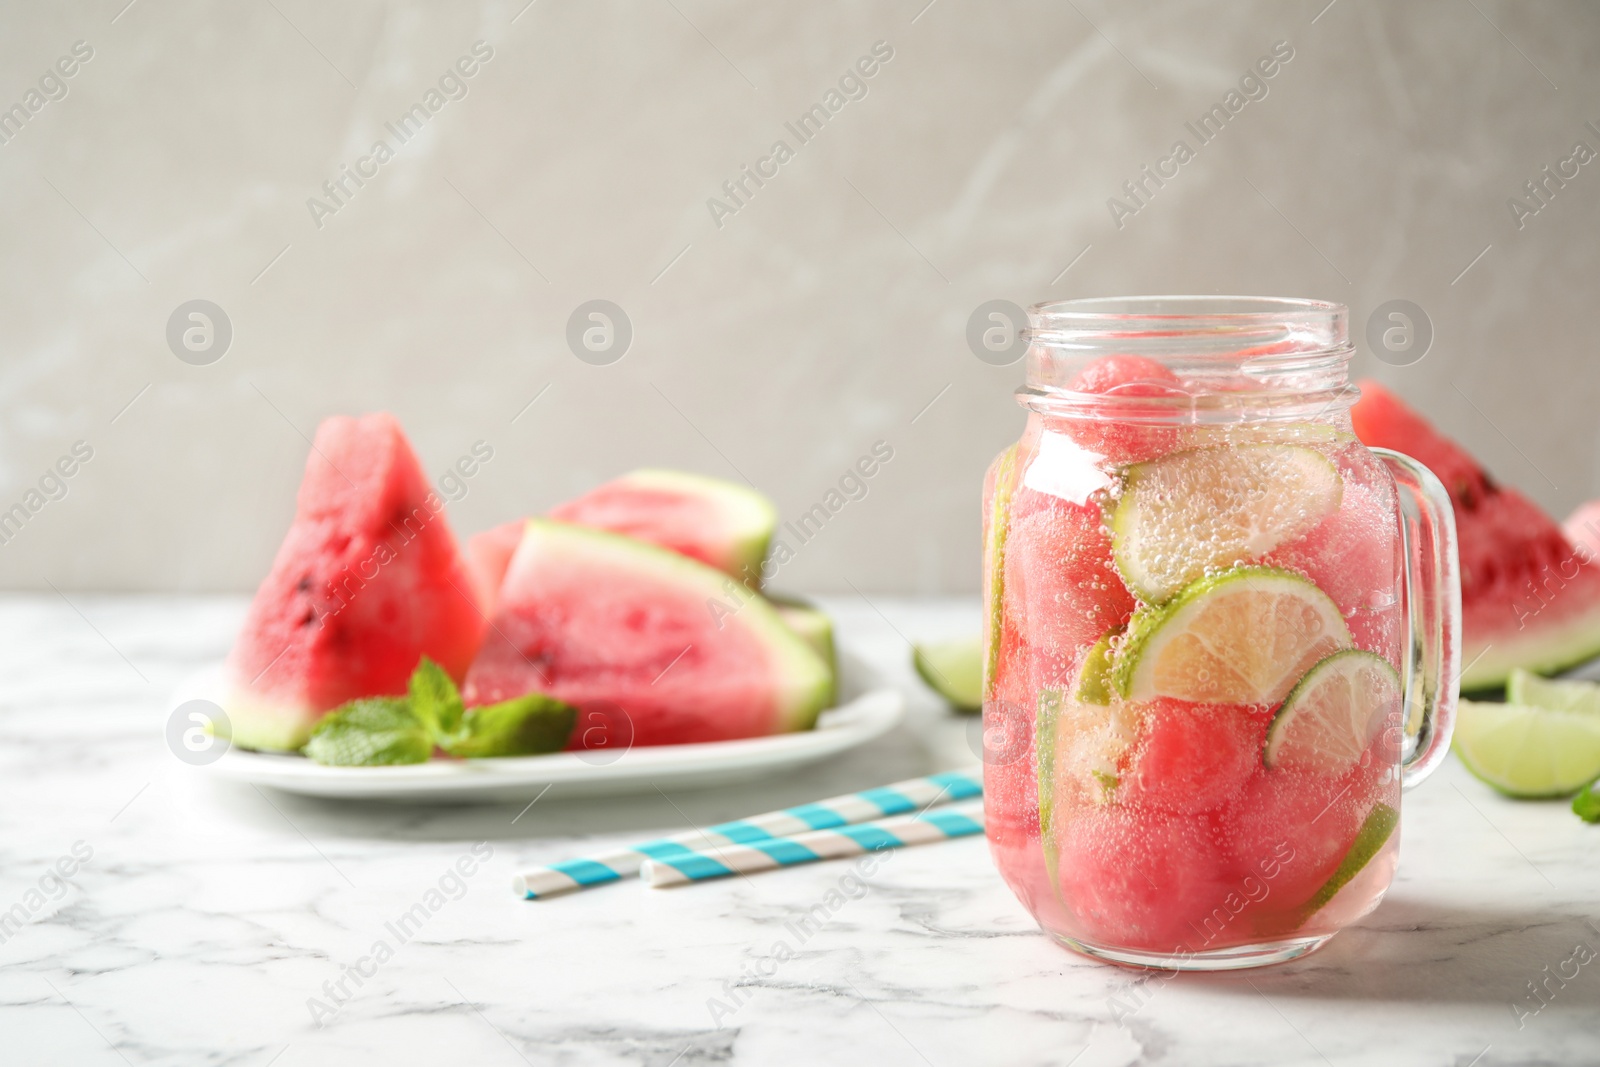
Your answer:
[985,297,1460,970]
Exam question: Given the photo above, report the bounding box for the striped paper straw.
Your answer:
[638,800,986,888]
[512,768,981,899]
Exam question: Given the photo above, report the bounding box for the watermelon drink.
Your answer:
[983,298,1461,970]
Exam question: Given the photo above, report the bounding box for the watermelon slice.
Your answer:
[550,469,776,583]
[467,470,779,612]
[767,594,836,678]
[466,519,524,615]
[1564,501,1600,563]
[225,414,487,751]
[1351,380,1600,691]
[462,520,831,747]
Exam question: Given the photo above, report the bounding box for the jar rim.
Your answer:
[1019,295,1356,423]
[1027,295,1347,350]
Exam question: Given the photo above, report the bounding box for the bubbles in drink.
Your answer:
[986,382,1405,959]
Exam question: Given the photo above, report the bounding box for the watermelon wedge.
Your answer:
[467,470,779,611]
[462,520,831,747]
[550,469,776,583]
[1351,381,1600,692]
[225,414,487,751]
[1564,501,1600,563]
[466,519,524,615]
[767,594,837,678]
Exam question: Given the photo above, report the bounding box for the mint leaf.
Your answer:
[301,662,571,765]
[443,695,576,759]
[409,657,464,739]
[1574,782,1600,824]
[303,698,432,766]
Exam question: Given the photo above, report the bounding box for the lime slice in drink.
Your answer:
[1298,802,1398,919]
[1112,445,1344,604]
[1506,668,1600,715]
[1266,650,1401,774]
[1114,567,1352,705]
[1035,689,1128,903]
[1453,698,1600,798]
[1074,627,1122,706]
[983,444,1020,701]
[1037,688,1130,813]
[913,637,983,713]
[1036,688,1063,888]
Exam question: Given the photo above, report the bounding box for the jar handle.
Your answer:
[1373,447,1462,790]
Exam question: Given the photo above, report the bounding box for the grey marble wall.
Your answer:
[1,0,1596,593]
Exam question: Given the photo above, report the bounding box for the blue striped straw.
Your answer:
[638,800,986,888]
[512,769,981,899]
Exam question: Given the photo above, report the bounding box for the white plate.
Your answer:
[173,649,904,803]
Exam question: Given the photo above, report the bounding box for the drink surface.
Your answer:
[984,360,1405,960]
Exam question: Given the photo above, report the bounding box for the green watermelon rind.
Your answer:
[618,469,777,585]
[1461,607,1600,694]
[768,595,835,669]
[768,595,837,706]
[1351,380,1600,694]
[521,519,832,732]
[223,692,324,752]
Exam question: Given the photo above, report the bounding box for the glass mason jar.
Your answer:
[982,296,1460,971]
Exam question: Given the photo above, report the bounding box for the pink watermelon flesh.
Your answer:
[549,470,775,584]
[1352,380,1600,690]
[467,519,524,616]
[1265,472,1403,656]
[1565,501,1600,562]
[462,520,829,747]
[1055,806,1233,952]
[468,471,778,612]
[1118,700,1267,815]
[1219,760,1385,924]
[226,413,486,751]
[1058,355,1185,464]
[1005,484,1136,692]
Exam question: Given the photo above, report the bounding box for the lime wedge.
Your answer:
[1114,567,1352,705]
[913,637,983,713]
[1453,698,1600,798]
[1075,627,1122,706]
[1574,782,1600,823]
[1298,802,1398,918]
[983,444,1020,701]
[1506,668,1600,715]
[1266,650,1401,774]
[1112,445,1343,604]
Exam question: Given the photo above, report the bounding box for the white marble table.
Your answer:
[1,594,1597,1067]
